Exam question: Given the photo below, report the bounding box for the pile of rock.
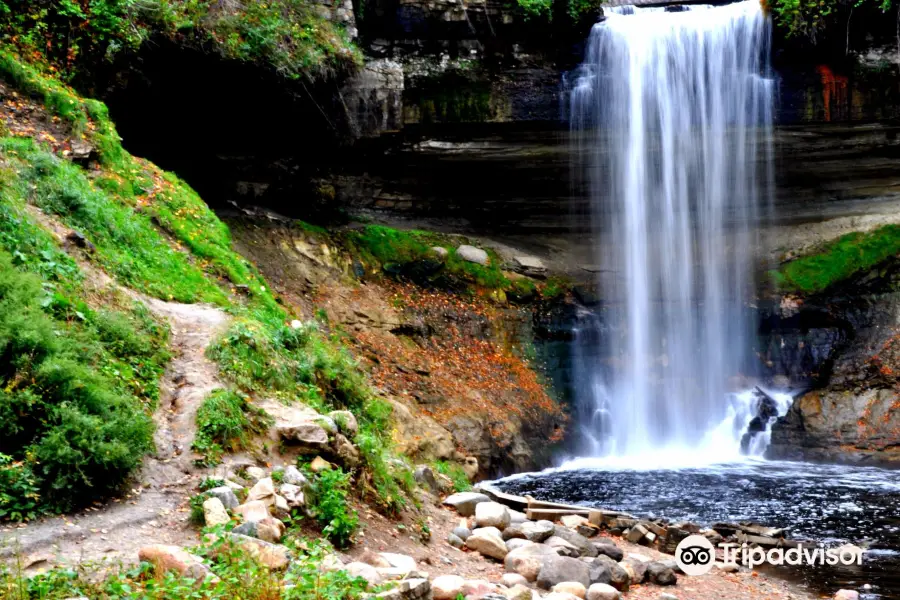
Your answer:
[258,400,363,468]
[441,491,679,599]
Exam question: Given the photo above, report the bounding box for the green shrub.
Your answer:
[0,453,40,521]
[305,464,359,547]
[772,224,900,294]
[192,389,271,467]
[0,250,154,514]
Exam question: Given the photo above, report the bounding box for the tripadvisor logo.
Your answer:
[675,535,716,575]
[675,534,866,576]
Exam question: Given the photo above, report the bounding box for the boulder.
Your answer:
[462,456,479,480]
[234,500,269,523]
[621,556,649,583]
[537,556,591,590]
[255,517,286,543]
[244,466,267,483]
[226,533,290,569]
[552,526,598,557]
[476,502,512,530]
[509,509,528,524]
[460,580,499,598]
[547,535,581,557]
[328,410,359,437]
[522,520,555,543]
[466,527,509,560]
[625,524,648,544]
[586,583,621,600]
[310,456,333,472]
[272,494,290,519]
[834,591,860,600]
[278,422,330,450]
[452,525,472,541]
[431,246,449,258]
[513,256,547,276]
[592,542,624,562]
[333,433,361,467]
[545,594,581,600]
[388,398,456,461]
[247,478,277,506]
[202,497,230,527]
[433,574,466,600]
[282,465,309,487]
[506,539,536,552]
[561,515,590,530]
[443,492,491,516]
[594,556,630,591]
[371,577,431,600]
[659,595,679,600]
[587,561,611,585]
[206,486,239,509]
[345,562,383,588]
[280,483,305,509]
[505,543,558,581]
[232,521,258,537]
[456,245,489,265]
[379,553,417,572]
[138,545,213,581]
[552,582,587,598]
[646,562,677,586]
[447,533,465,548]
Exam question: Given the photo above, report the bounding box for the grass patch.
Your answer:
[192,389,272,467]
[433,460,471,493]
[772,224,900,294]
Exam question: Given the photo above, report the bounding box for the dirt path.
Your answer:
[0,212,230,572]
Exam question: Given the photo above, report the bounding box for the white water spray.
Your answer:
[570,1,775,459]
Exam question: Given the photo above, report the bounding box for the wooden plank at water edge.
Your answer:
[525,497,593,512]
[474,485,529,511]
[527,508,591,520]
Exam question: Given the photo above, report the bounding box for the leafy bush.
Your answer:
[193,389,271,466]
[0,454,40,521]
[0,0,361,82]
[0,250,154,514]
[770,0,892,40]
[306,464,359,547]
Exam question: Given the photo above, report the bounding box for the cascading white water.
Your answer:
[570,1,774,459]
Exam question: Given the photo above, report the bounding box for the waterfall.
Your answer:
[570,0,774,459]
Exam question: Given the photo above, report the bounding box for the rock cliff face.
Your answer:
[767,262,900,465]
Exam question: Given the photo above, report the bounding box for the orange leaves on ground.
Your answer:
[349,282,566,446]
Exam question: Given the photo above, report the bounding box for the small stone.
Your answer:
[587,583,621,600]
[593,542,623,562]
[233,500,269,523]
[310,456,332,472]
[513,255,546,272]
[547,536,581,558]
[625,524,648,544]
[452,525,472,541]
[646,562,677,586]
[244,466,267,483]
[282,465,308,487]
[431,246,449,258]
[506,538,535,553]
[138,545,214,581]
[506,583,534,600]
[433,574,465,600]
[456,244,489,265]
[247,478,276,506]
[379,552,417,572]
[359,549,392,568]
[552,582,587,598]
[206,486,239,510]
[476,501,512,530]
[344,562,382,587]
[466,527,508,560]
[461,580,499,597]
[658,595,678,600]
[501,573,529,588]
[509,509,528,524]
[279,483,305,509]
[447,532,465,548]
[202,497,230,527]
[225,533,290,570]
[561,515,591,530]
[463,456,479,480]
[255,517,286,543]
[834,592,860,600]
[443,491,490,516]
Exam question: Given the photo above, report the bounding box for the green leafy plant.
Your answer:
[0,454,41,521]
[192,389,271,466]
[434,460,472,493]
[305,464,359,547]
